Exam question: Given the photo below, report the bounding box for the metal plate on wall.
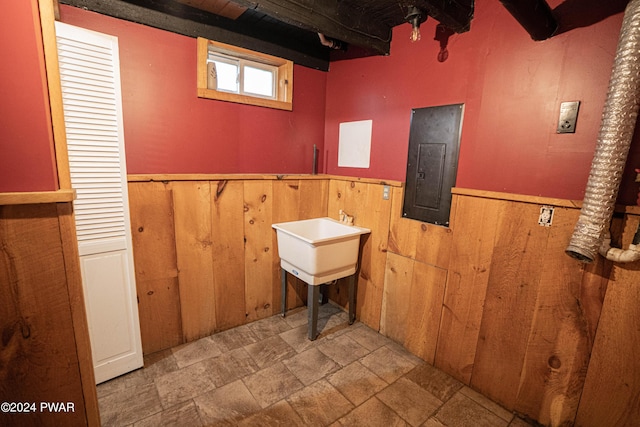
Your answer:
[403,104,464,226]
[557,101,580,133]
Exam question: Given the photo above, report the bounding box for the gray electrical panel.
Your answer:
[403,104,463,226]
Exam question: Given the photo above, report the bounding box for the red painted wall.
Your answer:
[0,0,58,192]
[325,0,640,203]
[3,2,638,202]
[60,6,327,175]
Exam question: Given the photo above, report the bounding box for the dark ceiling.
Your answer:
[60,0,474,70]
[58,0,632,71]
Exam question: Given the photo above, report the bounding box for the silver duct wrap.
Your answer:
[566,0,640,263]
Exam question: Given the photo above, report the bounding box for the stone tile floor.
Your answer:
[97,303,537,426]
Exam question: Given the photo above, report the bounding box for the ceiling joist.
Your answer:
[60,0,475,68]
[60,0,331,69]
[231,0,392,55]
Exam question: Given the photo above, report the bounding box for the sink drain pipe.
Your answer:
[599,225,640,262]
[566,0,640,263]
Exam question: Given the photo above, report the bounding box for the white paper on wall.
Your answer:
[338,119,372,168]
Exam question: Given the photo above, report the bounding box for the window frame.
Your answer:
[197,37,293,111]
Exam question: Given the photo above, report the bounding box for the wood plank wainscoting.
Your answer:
[0,195,99,426]
[127,174,640,427]
[127,176,331,352]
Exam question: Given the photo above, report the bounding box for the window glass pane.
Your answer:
[244,65,274,98]
[201,39,291,109]
[211,59,239,93]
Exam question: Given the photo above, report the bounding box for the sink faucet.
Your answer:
[339,209,354,225]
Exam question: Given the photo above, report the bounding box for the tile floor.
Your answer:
[97,303,536,426]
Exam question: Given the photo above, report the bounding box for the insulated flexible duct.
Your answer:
[566,0,640,263]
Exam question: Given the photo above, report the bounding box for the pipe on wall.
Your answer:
[599,224,640,263]
[499,0,558,41]
[566,0,640,263]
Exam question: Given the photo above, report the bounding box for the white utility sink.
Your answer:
[272,217,370,286]
[273,217,371,340]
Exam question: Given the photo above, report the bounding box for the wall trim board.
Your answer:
[127,176,638,212]
[0,189,76,205]
[128,174,327,182]
[56,202,100,426]
[326,175,403,187]
[128,173,403,187]
[453,187,640,215]
[39,0,71,190]
[453,187,582,209]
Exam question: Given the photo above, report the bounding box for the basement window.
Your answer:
[197,37,293,111]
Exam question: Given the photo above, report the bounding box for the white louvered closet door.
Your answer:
[55,21,143,384]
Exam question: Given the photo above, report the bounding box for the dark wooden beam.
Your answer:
[499,0,557,40]
[413,0,474,33]
[59,0,330,70]
[231,0,392,55]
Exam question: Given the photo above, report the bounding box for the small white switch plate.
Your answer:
[557,101,580,134]
[538,205,554,227]
[383,185,390,200]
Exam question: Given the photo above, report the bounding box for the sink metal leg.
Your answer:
[348,274,356,325]
[281,269,287,317]
[308,284,320,340]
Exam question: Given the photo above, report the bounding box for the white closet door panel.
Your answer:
[65,149,120,158]
[65,121,118,133]
[56,21,142,383]
[78,238,127,257]
[77,227,126,239]
[70,171,122,179]
[65,110,119,123]
[61,81,116,96]
[57,21,128,251]
[70,166,121,175]
[71,179,121,187]
[79,251,141,384]
[65,125,118,137]
[60,67,114,79]
[76,219,125,231]
[73,192,123,201]
[62,98,117,112]
[68,154,120,163]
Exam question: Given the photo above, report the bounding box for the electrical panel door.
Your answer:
[403,104,463,226]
